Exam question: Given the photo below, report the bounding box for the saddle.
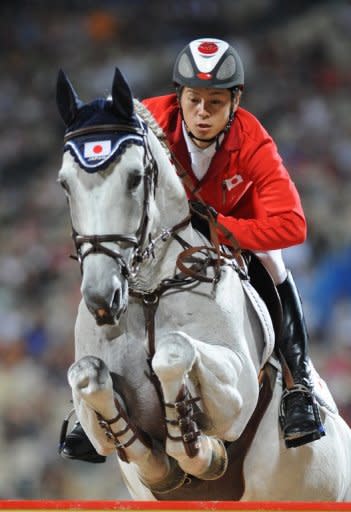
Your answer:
[246,251,283,342]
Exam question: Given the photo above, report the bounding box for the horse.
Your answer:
[56,67,351,501]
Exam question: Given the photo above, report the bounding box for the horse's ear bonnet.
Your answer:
[111,68,134,120]
[58,68,145,173]
[56,69,84,126]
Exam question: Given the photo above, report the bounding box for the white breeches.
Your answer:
[254,249,287,285]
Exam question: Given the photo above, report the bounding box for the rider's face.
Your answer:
[180,87,238,148]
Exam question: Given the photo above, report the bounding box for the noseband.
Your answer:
[64,122,190,278]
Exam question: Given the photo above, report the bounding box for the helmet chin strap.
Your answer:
[186,130,221,150]
[187,131,217,144]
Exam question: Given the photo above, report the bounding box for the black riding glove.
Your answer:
[189,200,218,240]
[189,200,218,219]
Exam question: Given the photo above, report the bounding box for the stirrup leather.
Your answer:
[279,384,325,448]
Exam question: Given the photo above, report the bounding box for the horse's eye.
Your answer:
[127,171,142,191]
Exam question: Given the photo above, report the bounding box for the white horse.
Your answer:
[56,68,351,501]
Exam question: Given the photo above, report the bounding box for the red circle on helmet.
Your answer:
[196,72,213,80]
[198,42,218,55]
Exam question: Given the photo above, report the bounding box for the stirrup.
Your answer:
[59,410,106,463]
[279,385,326,448]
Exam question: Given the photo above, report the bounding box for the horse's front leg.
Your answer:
[68,356,186,493]
[152,331,259,480]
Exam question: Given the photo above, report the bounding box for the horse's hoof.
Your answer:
[197,438,228,481]
[141,457,187,494]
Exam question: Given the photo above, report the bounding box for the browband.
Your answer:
[64,123,145,143]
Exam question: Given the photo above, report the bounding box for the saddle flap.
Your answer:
[241,279,275,368]
[247,252,283,339]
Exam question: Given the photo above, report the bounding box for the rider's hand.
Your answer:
[189,200,218,239]
[189,200,218,220]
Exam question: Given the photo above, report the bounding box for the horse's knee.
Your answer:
[68,355,110,392]
[68,356,116,418]
[152,331,197,381]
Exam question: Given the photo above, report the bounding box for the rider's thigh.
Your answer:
[253,249,287,285]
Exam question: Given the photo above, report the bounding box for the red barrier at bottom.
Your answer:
[0,501,350,512]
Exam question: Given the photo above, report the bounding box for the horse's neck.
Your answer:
[129,122,194,291]
[130,109,226,293]
[135,103,189,227]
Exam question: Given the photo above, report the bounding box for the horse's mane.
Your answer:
[133,99,172,159]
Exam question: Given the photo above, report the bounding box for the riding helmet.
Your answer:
[173,38,244,90]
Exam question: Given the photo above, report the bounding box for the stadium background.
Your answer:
[1,0,351,500]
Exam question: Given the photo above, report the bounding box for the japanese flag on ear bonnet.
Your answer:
[173,37,244,90]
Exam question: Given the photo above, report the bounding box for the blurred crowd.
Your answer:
[1,0,351,499]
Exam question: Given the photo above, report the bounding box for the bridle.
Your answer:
[64,122,191,279]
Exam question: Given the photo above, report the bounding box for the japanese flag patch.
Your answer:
[84,140,112,160]
[64,131,144,173]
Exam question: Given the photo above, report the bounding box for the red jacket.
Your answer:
[142,94,306,251]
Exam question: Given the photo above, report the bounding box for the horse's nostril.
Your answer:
[111,288,120,309]
[97,308,109,319]
[85,297,115,325]
[77,376,90,389]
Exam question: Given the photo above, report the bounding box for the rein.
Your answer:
[157,136,247,280]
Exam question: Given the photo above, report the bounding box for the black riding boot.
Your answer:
[276,271,325,448]
[59,421,106,463]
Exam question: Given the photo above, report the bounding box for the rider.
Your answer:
[61,37,324,462]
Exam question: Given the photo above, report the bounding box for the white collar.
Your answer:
[182,122,223,155]
[182,122,224,180]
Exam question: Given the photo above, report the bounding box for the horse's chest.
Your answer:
[101,337,164,439]
[155,288,238,347]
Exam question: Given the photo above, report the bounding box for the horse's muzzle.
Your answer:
[84,283,128,326]
[94,307,116,326]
